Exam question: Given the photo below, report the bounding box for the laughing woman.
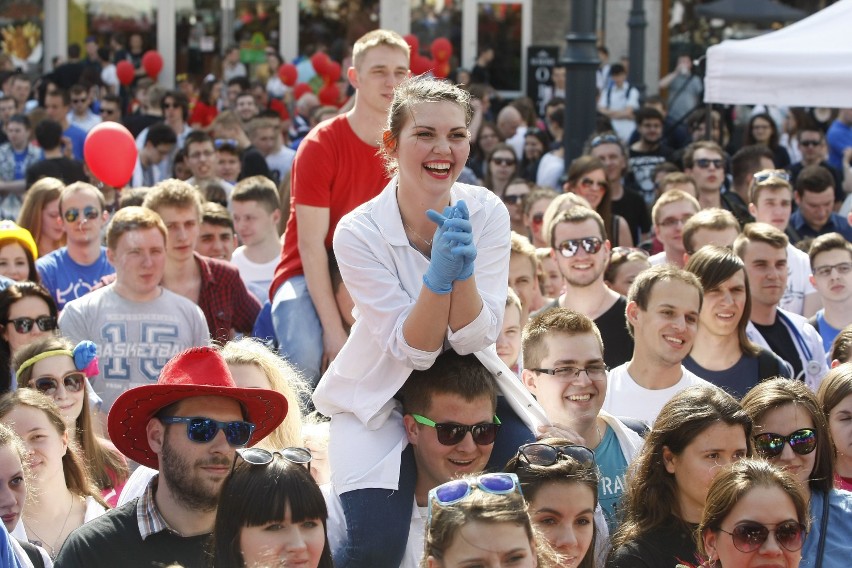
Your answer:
[312,76,544,567]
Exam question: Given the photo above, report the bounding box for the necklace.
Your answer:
[25,493,75,558]
[402,219,433,247]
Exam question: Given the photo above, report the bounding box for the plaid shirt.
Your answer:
[136,475,173,539]
[195,252,261,343]
[0,142,41,181]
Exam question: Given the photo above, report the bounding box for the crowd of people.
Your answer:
[0,23,847,568]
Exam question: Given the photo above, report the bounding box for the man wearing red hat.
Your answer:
[54,346,288,567]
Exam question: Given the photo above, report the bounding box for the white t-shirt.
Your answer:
[265,145,296,183]
[230,246,279,302]
[323,485,425,568]
[781,243,817,316]
[603,363,711,425]
[648,251,670,266]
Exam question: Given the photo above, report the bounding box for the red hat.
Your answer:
[108,346,288,469]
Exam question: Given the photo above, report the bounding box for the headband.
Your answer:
[16,341,99,378]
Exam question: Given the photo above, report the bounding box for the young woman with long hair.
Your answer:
[563,156,632,247]
[16,178,64,259]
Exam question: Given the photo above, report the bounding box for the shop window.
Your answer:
[0,0,44,73]
[67,0,156,66]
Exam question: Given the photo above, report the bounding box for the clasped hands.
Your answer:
[422,200,477,295]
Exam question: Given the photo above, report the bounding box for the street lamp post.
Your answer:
[562,0,599,165]
[628,0,647,97]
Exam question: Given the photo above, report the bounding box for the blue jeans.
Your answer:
[333,399,534,567]
[271,275,323,388]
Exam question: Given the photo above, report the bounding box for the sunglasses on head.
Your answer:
[63,206,100,223]
[492,157,516,166]
[235,446,313,472]
[752,169,790,184]
[718,521,805,553]
[30,371,86,396]
[556,236,603,257]
[590,134,620,148]
[428,472,522,524]
[159,416,256,447]
[694,158,724,169]
[516,443,595,468]
[411,413,501,446]
[753,428,816,458]
[214,138,238,149]
[6,316,57,334]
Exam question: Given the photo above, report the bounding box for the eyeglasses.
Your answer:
[590,134,620,148]
[578,177,608,192]
[411,413,501,446]
[30,372,85,395]
[188,150,215,160]
[159,416,256,447]
[718,521,805,553]
[532,212,544,226]
[752,170,790,184]
[799,139,822,147]
[491,157,516,166]
[556,237,603,257]
[516,443,595,468]
[813,262,852,278]
[428,472,522,523]
[529,365,608,381]
[5,316,58,334]
[658,214,694,228]
[753,428,817,458]
[63,206,100,223]
[694,158,724,169]
[235,446,313,472]
[214,138,238,149]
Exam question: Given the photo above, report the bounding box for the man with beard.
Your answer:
[628,107,672,205]
[536,206,634,368]
[54,346,288,568]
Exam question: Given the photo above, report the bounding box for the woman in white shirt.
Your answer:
[314,76,544,567]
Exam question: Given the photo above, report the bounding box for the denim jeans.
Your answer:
[271,275,323,388]
[332,399,534,567]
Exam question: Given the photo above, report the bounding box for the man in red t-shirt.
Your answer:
[269,30,410,386]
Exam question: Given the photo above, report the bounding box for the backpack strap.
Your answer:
[616,416,650,439]
[756,348,782,380]
[17,540,46,568]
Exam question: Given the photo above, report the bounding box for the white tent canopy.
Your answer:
[704,0,852,107]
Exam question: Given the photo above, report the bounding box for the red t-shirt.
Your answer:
[267,98,291,121]
[189,100,218,128]
[269,113,390,298]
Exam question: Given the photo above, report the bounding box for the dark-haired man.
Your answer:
[628,107,673,204]
[790,165,852,243]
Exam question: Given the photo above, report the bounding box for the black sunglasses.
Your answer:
[30,372,86,395]
[556,237,603,257]
[5,316,57,334]
[516,443,595,468]
[753,428,817,458]
[159,416,256,447]
[799,139,821,147]
[694,158,724,169]
[492,157,516,166]
[718,521,805,553]
[63,206,100,223]
[411,413,501,446]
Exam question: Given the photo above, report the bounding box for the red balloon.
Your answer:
[141,50,163,79]
[411,55,435,76]
[116,61,135,86]
[310,52,330,76]
[323,61,341,83]
[277,63,298,86]
[318,83,339,106]
[430,38,453,62]
[84,122,138,188]
[404,34,420,55]
[293,83,313,101]
[434,61,451,79]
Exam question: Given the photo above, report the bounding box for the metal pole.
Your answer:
[627,0,647,97]
[562,0,599,165]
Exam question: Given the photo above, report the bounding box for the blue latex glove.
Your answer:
[423,206,464,294]
[451,200,476,281]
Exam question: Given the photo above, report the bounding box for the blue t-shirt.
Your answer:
[36,247,115,310]
[595,423,629,533]
[12,148,28,180]
[816,310,842,355]
[64,124,88,161]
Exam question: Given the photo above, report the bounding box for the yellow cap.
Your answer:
[0,221,38,260]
